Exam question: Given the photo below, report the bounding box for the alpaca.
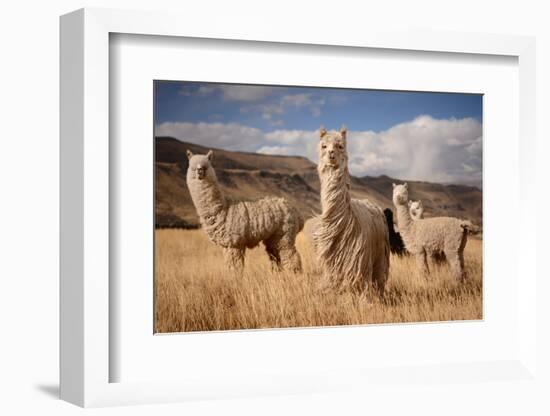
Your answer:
[307,126,390,294]
[392,183,474,281]
[383,208,407,256]
[186,150,304,273]
[409,200,424,220]
[407,199,448,264]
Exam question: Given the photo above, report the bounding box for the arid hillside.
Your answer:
[155,137,482,228]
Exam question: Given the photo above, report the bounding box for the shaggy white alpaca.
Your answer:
[408,199,448,264]
[392,183,473,281]
[307,126,390,294]
[409,200,424,220]
[186,150,304,272]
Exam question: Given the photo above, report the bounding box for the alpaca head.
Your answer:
[318,125,348,171]
[409,200,424,219]
[392,183,409,206]
[186,149,216,182]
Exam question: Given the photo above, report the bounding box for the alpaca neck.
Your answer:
[395,203,413,236]
[319,165,351,223]
[189,177,227,221]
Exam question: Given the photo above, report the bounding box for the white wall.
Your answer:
[1,1,548,415]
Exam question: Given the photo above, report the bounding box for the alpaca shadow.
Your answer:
[34,383,59,399]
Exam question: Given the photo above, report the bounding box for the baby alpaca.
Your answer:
[408,199,447,264]
[392,183,471,281]
[186,150,304,273]
[307,126,390,294]
[409,200,424,220]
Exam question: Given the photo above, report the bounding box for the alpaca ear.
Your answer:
[319,125,327,138]
[206,150,214,161]
[404,182,408,189]
[340,125,347,139]
[392,183,396,188]
[186,149,193,160]
[408,201,412,207]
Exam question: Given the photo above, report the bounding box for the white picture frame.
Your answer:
[60,7,538,408]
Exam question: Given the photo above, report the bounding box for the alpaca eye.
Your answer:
[338,144,344,149]
[321,144,327,149]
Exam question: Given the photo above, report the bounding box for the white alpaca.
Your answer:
[409,200,424,220]
[408,199,448,264]
[306,126,390,294]
[186,150,304,272]
[392,183,474,281]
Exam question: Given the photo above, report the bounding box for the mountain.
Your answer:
[155,137,482,228]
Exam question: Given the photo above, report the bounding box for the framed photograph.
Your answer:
[60,8,537,408]
[153,80,484,334]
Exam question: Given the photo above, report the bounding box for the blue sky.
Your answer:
[154,81,483,187]
[155,81,481,132]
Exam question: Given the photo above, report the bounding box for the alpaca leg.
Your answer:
[415,251,429,278]
[372,255,389,296]
[446,252,464,281]
[458,251,466,280]
[433,251,446,265]
[273,233,303,273]
[428,250,444,270]
[223,247,245,273]
[458,232,468,280]
[303,217,320,256]
[426,250,435,270]
[263,239,282,272]
[279,247,303,273]
[446,248,466,281]
[446,231,467,281]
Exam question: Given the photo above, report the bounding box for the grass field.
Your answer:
[155,229,483,333]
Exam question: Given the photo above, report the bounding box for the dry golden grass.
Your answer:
[155,229,482,333]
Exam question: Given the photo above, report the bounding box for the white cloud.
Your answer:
[155,115,483,186]
[257,145,295,156]
[281,94,312,107]
[280,93,324,117]
[241,93,325,125]
[311,106,322,117]
[218,85,274,101]
[155,122,264,152]
[197,85,217,96]
[178,86,193,96]
[358,115,482,185]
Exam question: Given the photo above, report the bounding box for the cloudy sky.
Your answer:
[155,81,482,188]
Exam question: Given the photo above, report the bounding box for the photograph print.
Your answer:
[154,81,483,333]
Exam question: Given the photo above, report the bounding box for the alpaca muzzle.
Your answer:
[324,155,339,169]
